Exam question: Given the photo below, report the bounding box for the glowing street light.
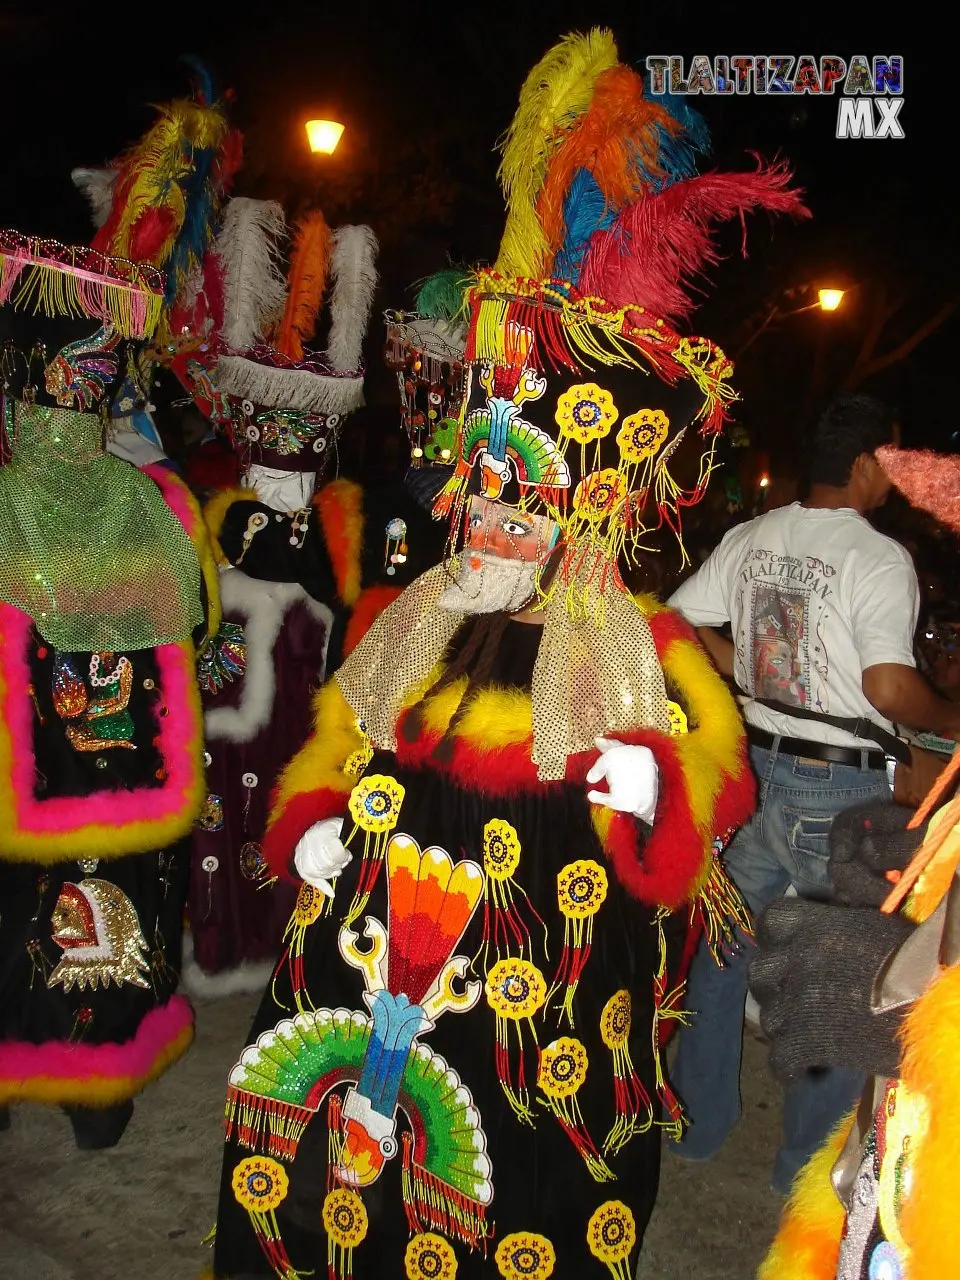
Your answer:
[305,119,344,155]
[818,288,845,312]
[759,474,770,489]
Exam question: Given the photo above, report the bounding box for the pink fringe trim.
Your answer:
[0,995,194,1101]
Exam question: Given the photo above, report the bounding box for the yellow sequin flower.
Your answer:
[600,990,632,1051]
[344,744,374,778]
[293,881,326,927]
[483,818,522,881]
[404,1231,458,1278]
[231,1155,289,1214]
[495,1231,557,1279]
[557,860,608,919]
[348,774,405,833]
[572,469,627,522]
[587,1200,637,1265]
[322,1188,369,1249]
[537,1037,589,1100]
[617,409,670,463]
[485,957,547,1020]
[555,383,619,443]
[667,701,688,735]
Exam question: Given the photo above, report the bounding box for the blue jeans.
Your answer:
[670,740,890,1193]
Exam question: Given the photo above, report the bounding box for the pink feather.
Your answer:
[578,157,810,323]
[876,446,960,535]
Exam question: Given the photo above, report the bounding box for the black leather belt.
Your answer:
[747,725,886,770]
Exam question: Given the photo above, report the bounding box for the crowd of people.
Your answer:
[1,31,957,1280]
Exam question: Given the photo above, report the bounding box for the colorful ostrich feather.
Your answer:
[413,268,474,321]
[578,158,811,323]
[275,209,333,361]
[537,65,680,271]
[494,28,619,278]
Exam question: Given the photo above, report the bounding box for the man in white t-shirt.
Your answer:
[665,392,960,1194]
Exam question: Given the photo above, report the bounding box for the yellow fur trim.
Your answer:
[411,676,534,747]
[0,1022,194,1107]
[897,961,960,1271]
[202,486,259,567]
[759,1114,851,1280]
[269,679,366,817]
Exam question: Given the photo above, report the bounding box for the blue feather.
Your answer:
[179,54,216,106]
[552,169,616,284]
[645,87,712,191]
[164,143,217,304]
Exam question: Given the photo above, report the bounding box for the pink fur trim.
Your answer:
[142,463,200,537]
[0,602,203,854]
[0,995,193,1093]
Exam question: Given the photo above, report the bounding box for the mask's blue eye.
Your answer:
[469,512,484,528]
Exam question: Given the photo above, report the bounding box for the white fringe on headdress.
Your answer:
[326,225,379,372]
[216,197,289,352]
[214,355,364,415]
[71,168,117,229]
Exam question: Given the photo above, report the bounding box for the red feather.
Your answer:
[216,128,245,194]
[876,446,960,535]
[579,157,810,324]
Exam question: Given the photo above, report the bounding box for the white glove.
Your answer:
[586,737,659,825]
[293,817,352,897]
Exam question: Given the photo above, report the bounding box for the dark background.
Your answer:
[0,4,946,477]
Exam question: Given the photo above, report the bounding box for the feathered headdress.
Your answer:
[274,209,333,360]
[216,197,289,352]
[91,64,240,306]
[442,30,809,576]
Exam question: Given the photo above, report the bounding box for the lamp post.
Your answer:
[305,119,344,155]
[736,283,846,357]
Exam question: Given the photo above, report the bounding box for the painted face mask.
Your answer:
[438,496,560,614]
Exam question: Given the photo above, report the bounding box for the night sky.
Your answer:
[1,4,946,461]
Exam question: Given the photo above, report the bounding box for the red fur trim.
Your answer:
[598,730,706,908]
[0,995,194,1106]
[313,478,363,606]
[647,605,698,652]
[343,585,403,657]
[0,604,205,861]
[263,786,351,881]
[395,710,546,795]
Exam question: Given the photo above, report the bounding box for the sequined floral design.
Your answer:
[231,1155,300,1278]
[255,409,335,456]
[322,1188,369,1249]
[233,1155,289,1213]
[667,701,688,735]
[616,409,670,464]
[344,744,374,778]
[281,881,329,1011]
[495,1231,557,1279]
[484,819,521,881]
[404,1231,458,1279]
[537,1038,613,1181]
[572,469,627,522]
[599,990,652,1154]
[348,774,406,834]
[587,1200,637,1278]
[555,383,619,444]
[550,860,608,1023]
[485,957,548,1123]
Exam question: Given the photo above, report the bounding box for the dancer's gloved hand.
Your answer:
[747,897,915,1082]
[586,737,659,825]
[828,797,924,907]
[293,817,352,897]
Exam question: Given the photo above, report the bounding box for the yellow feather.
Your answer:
[494,29,619,277]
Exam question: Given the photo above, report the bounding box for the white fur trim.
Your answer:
[179,931,277,998]
[71,168,116,229]
[205,569,333,744]
[214,354,364,415]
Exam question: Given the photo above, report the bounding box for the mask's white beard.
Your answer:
[438,551,539,614]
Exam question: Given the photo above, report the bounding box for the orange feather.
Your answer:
[537,66,681,261]
[275,209,333,360]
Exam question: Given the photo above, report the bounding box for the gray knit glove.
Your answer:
[747,898,915,1082]
[828,798,924,908]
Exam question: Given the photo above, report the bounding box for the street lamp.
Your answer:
[817,288,845,312]
[305,119,344,155]
[736,282,848,356]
